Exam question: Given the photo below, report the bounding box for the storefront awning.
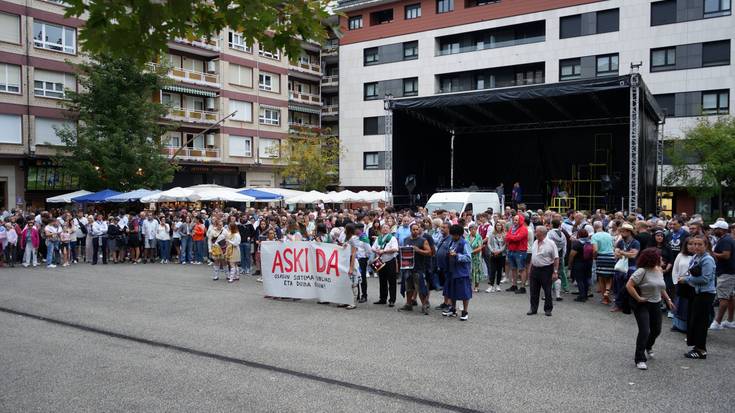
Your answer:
[288,103,321,115]
[162,85,218,97]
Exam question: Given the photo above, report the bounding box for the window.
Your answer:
[403,77,418,96]
[651,47,676,68]
[364,152,383,170]
[702,90,729,114]
[596,9,619,33]
[436,0,454,14]
[0,12,20,44]
[440,77,458,93]
[465,0,499,7]
[258,72,280,93]
[0,114,22,144]
[0,63,21,93]
[596,54,619,76]
[363,117,385,135]
[34,70,74,98]
[259,107,281,126]
[229,135,253,157]
[364,47,379,65]
[364,82,378,100]
[403,41,418,60]
[228,63,253,87]
[258,48,280,60]
[33,20,76,54]
[185,133,204,149]
[702,40,731,66]
[35,117,73,146]
[405,4,421,19]
[348,15,363,30]
[228,32,251,52]
[653,93,676,117]
[651,0,677,26]
[259,138,280,158]
[164,132,181,147]
[559,15,581,39]
[370,9,394,25]
[229,100,253,122]
[559,58,581,80]
[704,0,732,17]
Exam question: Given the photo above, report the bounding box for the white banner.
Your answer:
[260,241,354,305]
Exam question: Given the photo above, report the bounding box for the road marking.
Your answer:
[0,306,487,413]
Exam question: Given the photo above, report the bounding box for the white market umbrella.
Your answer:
[46,190,92,203]
[285,190,327,204]
[190,188,255,202]
[141,187,196,202]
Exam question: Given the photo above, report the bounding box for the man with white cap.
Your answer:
[710,220,735,330]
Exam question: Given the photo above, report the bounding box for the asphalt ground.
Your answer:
[1,262,734,412]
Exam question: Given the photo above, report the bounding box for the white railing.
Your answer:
[321,75,338,86]
[161,146,221,161]
[291,61,322,74]
[164,107,219,124]
[288,91,321,105]
[173,36,220,52]
[149,63,219,87]
[322,105,339,116]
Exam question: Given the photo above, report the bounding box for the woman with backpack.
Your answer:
[569,229,594,302]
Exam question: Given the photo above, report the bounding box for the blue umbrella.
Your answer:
[105,189,161,203]
[71,189,122,203]
[238,188,284,201]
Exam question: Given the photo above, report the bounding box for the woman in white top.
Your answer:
[371,224,399,306]
[225,222,241,283]
[208,219,227,281]
[155,217,171,263]
[671,237,695,333]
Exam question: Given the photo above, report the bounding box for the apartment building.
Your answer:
[335,0,733,214]
[0,0,85,208]
[321,15,340,138]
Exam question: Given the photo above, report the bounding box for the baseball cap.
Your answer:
[710,221,729,230]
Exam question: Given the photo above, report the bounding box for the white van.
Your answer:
[425,192,502,217]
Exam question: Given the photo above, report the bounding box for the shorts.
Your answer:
[508,251,527,270]
[716,273,735,300]
[144,238,157,249]
[404,271,428,296]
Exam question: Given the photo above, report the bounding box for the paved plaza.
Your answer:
[1,263,734,412]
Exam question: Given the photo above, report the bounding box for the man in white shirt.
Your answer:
[528,226,559,317]
[141,215,159,264]
[91,214,108,265]
[44,220,62,268]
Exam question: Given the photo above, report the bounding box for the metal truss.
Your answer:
[628,73,641,213]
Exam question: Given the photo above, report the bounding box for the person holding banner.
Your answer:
[442,224,473,321]
[372,224,399,307]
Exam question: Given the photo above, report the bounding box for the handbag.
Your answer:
[678,258,702,299]
[614,257,629,273]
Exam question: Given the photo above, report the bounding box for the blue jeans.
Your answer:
[239,242,252,272]
[179,236,192,263]
[508,250,527,269]
[70,241,77,262]
[46,240,59,265]
[194,240,205,262]
[159,239,171,261]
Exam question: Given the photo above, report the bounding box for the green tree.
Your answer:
[55,55,176,191]
[278,127,340,192]
[665,116,735,215]
[64,0,333,65]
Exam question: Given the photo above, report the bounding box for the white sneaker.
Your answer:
[500,277,508,284]
[710,321,724,330]
[485,287,493,293]
[721,320,735,329]
[23,263,29,268]
[636,362,647,370]
[47,264,56,268]
[667,311,674,319]
[646,349,655,360]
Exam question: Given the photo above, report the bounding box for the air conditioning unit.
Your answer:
[206,133,215,147]
[206,60,217,73]
[205,97,216,111]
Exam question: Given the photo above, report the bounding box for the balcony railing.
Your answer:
[149,63,219,88]
[164,107,219,124]
[291,61,322,74]
[322,105,339,116]
[161,146,221,161]
[173,36,220,52]
[288,91,321,105]
[322,75,339,86]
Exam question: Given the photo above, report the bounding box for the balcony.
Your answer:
[290,61,322,75]
[322,75,338,88]
[322,105,339,117]
[150,63,219,88]
[164,107,219,124]
[172,36,220,52]
[289,91,321,105]
[289,123,320,136]
[161,146,221,161]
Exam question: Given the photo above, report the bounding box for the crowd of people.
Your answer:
[1,201,733,369]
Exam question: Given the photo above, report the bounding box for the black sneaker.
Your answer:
[398,304,413,312]
[506,285,518,292]
[435,303,448,310]
[358,297,368,303]
[459,311,469,321]
[388,302,395,307]
[442,307,457,317]
[515,287,527,294]
[556,297,563,301]
[373,300,387,305]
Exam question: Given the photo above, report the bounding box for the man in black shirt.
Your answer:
[238,215,256,275]
[398,223,432,315]
[711,221,735,329]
